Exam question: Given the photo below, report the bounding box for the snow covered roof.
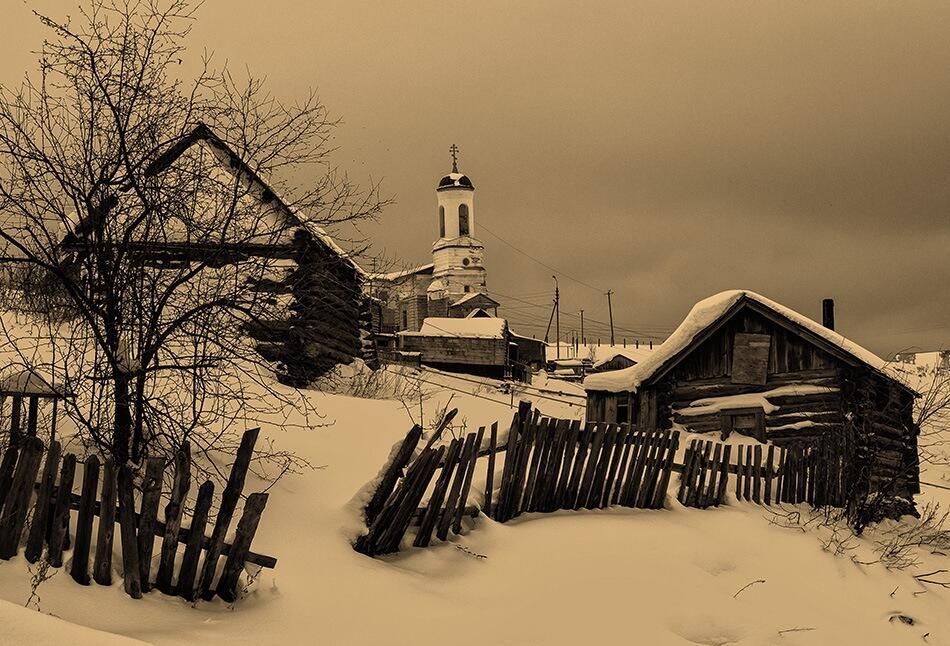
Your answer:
[401,317,507,339]
[591,347,656,369]
[509,329,545,344]
[451,292,499,308]
[133,123,366,277]
[437,172,474,191]
[0,368,72,398]
[584,290,902,394]
[551,358,586,368]
[368,263,434,282]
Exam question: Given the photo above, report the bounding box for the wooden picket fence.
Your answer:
[355,402,679,557]
[678,437,849,509]
[0,428,276,602]
[355,402,853,558]
[491,406,679,522]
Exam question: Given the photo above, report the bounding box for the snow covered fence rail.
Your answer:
[0,428,277,603]
[355,401,855,557]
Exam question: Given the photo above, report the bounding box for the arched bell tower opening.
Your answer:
[429,144,487,307]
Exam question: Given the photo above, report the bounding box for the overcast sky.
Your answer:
[4,1,949,356]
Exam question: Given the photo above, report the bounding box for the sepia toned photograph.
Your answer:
[0,1,948,644]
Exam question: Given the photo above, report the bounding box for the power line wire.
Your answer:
[479,223,606,293]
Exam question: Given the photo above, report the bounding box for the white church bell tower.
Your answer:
[428,144,487,303]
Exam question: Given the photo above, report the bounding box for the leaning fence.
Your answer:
[355,401,849,557]
[0,427,277,602]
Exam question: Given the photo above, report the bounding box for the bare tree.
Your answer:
[0,0,385,482]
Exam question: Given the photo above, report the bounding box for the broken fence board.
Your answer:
[217,492,269,603]
[365,425,423,525]
[453,426,485,533]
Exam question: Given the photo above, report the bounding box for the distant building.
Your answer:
[397,316,545,381]
[369,149,492,334]
[894,350,950,372]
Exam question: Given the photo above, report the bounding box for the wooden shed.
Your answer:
[398,317,510,379]
[584,290,919,499]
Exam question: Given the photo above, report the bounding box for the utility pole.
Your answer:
[579,309,585,347]
[606,290,616,346]
[553,275,560,359]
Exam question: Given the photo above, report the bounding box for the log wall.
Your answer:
[246,228,364,386]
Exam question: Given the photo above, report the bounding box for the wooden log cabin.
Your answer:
[584,290,919,500]
[61,124,368,387]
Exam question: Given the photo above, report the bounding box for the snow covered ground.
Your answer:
[0,362,948,645]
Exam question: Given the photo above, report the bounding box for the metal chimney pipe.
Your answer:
[822,298,835,330]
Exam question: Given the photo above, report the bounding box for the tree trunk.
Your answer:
[113,372,133,465]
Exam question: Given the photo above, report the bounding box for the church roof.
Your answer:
[368,262,434,282]
[437,172,474,191]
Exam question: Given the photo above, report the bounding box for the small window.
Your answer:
[720,407,766,442]
[462,257,470,266]
[464,285,471,293]
[617,399,630,425]
[459,204,470,235]
[401,310,408,329]
[439,206,445,237]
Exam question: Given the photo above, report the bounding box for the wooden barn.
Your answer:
[584,290,920,500]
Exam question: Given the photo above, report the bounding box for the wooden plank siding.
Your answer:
[398,335,508,367]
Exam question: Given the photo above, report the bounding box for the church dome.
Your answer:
[437,172,474,191]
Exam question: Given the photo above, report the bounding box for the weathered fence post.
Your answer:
[93,457,116,585]
[716,445,732,505]
[25,440,61,563]
[70,455,100,585]
[156,442,191,595]
[484,422,498,518]
[137,457,164,592]
[763,445,775,505]
[177,480,215,602]
[438,435,475,541]
[365,425,423,525]
[0,442,20,514]
[48,454,76,567]
[453,426,485,533]
[117,464,143,599]
[414,438,463,547]
[0,437,43,559]
[198,427,260,600]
